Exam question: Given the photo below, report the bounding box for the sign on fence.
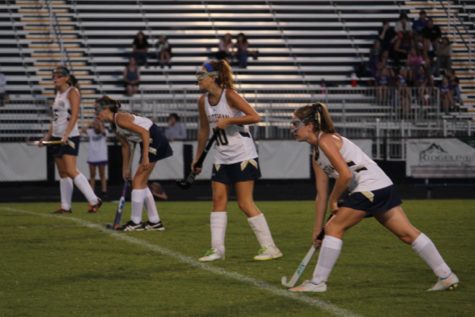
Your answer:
[406,139,475,178]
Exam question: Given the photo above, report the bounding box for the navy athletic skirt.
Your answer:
[211,158,261,185]
[47,136,80,157]
[139,124,173,163]
[338,185,402,217]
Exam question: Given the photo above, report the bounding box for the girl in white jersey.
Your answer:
[193,59,282,262]
[96,96,173,231]
[40,66,102,214]
[288,102,458,292]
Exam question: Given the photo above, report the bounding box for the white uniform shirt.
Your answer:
[86,129,108,163]
[52,87,80,138]
[316,134,393,193]
[114,113,153,143]
[204,89,258,164]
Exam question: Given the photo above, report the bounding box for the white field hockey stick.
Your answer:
[281,245,316,288]
[281,214,335,288]
[27,139,76,149]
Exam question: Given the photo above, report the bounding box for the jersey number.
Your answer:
[213,128,228,146]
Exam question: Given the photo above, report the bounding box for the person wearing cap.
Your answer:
[193,59,282,262]
[40,66,102,214]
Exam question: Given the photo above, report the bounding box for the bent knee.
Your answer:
[324,223,346,239]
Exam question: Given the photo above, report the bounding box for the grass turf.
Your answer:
[0,200,474,317]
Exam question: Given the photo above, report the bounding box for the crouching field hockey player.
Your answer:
[289,102,459,292]
[95,96,173,231]
[193,59,282,262]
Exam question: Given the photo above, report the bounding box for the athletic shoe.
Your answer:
[289,280,327,293]
[427,273,459,291]
[199,248,224,262]
[253,246,283,261]
[143,221,165,231]
[87,198,102,213]
[52,208,72,214]
[120,220,144,232]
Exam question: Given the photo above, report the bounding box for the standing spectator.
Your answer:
[164,113,187,141]
[440,76,453,113]
[156,35,172,68]
[375,63,393,105]
[0,70,6,107]
[123,58,140,96]
[132,31,149,67]
[378,20,396,52]
[396,68,412,114]
[395,12,413,34]
[435,37,452,76]
[412,10,428,34]
[422,18,442,60]
[235,33,258,68]
[82,118,108,199]
[392,32,412,67]
[215,33,234,61]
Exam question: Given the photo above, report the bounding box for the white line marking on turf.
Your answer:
[2,207,361,317]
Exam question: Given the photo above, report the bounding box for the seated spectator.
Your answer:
[132,31,149,67]
[235,32,258,68]
[439,75,453,113]
[164,113,187,141]
[378,20,397,52]
[215,33,234,61]
[412,10,428,34]
[123,58,140,96]
[435,37,451,76]
[395,12,413,34]
[0,71,6,107]
[156,35,172,68]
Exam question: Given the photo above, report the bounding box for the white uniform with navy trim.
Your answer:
[115,114,152,143]
[316,134,393,193]
[204,89,258,164]
[52,87,80,138]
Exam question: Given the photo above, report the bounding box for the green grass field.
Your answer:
[1,200,474,317]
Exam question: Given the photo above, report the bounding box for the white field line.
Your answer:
[2,207,361,317]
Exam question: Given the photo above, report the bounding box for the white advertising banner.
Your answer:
[0,143,47,181]
[406,138,475,178]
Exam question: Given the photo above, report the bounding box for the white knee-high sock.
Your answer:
[247,213,276,248]
[311,236,343,284]
[210,212,227,255]
[412,233,452,279]
[73,173,98,205]
[60,177,73,210]
[144,187,160,223]
[131,189,147,224]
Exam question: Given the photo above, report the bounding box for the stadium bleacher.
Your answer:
[0,0,473,142]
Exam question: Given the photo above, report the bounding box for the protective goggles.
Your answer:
[195,70,218,81]
[290,118,307,133]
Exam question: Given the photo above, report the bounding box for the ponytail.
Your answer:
[207,59,235,89]
[294,102,335,133]
[96,95,121,113]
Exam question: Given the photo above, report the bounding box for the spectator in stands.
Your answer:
[434,37,452,76]
[395,12,412,34]
[0,70,6,107]
[375,63,393,105]
[235,33,258,68]
[81,118,108,199]
[368,39,382,76]
[132,31,149,67]
[164,113,187,141]
[41,66,102,214]
[446,69,463,106]
[215,33,234,61]
[123,57,140,96]
[378,20,396,52]
[422,18,442,60]
[412,10,428,34]
[414,65,433,106]
[156,35,172,69]
[392,31,412,67]
[439,75,453,113]
[396,67,412,114]
[406,47,425,81]
[288,102,459,293]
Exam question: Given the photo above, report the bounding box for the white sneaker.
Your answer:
[199,248,224,262]
[428,273,459,291]
[253,245,283,261]
[289,280,327,293]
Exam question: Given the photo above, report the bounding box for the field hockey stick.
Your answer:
[26,139,76,149]
[176,130,218,189]
[281,214,335,288]
[105,180,130,230]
